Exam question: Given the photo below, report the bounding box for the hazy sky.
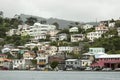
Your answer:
[0,0,120,22]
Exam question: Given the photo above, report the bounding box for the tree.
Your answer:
[31,59,37,68]
[0,11,3,17]
[25,17,37,26]
[52,22,59,29]
[50,61,58,70]
[32,46,38,53]
[115,20,120,27]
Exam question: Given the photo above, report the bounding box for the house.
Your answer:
[117,27,120,36]
[89,47,105,54]
[29,23,56,37]
[71,34,85,42]
[108,22,115,28]
[23,51,36,59]
[69,27,79,33]
[10,48,20,58]
[0,54,7,69]
[49,55,65,70]
[83,47,105,59]
[82,47,105,65]
[3,44,14,49]
[1,48,11,53]
[36,53,48,70]
[58,33,67,41]
[82,24,93,31]
[18,24,30,36]
[48,46,58,55]
[81,59,92,67]
[91,54,120,69]
[87,24,108,41]
[3,59,12,70]
[95,24,108,34]
[6,29,18,36]
[50,36,57,41]
[65,59,80,69]
[48,30,60,37]
[12,59,32,70]
[34,34,46,40]
[25,43,42,50]
[87,32,102,41]
[73,46,81,54]
[58,46,73,53]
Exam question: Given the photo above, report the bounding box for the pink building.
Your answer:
[91,54,120,69]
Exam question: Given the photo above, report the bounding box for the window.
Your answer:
[75,62,77,64]
[71,61,73,64]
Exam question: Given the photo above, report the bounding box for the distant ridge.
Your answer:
[19,14,76,29]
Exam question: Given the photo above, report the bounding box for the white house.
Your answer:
[108,22,115,28]
[34,34,46,40]
[69,27,79,33]
[58,46,73,53]
[6,29,18,36]
[81,60,92,67]
[82,47,106,59]
[18,24,30,36]
[117,27,120,36]
[89,47,105,54]
[48,30,59,37]
[58,33,67,41]
[65,59,80,69]
[82,24,93,30]
[12,59,32,70]
[71,34,85,42]
[29,23,56,37]
[87,32,102,41]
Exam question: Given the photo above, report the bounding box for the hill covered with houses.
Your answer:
[0,13,120,71]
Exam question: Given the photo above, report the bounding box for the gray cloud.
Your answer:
[0,0,120,22]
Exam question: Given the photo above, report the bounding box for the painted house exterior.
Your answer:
[69,27,79,33]
[23,51,36,59]
[48,30,59,37]
[65,59,80,69]
[71,34,84,42]
[29,23,56,37]
[12,59,32,70]
[95,24,108,34]
[58,46,73,53]
[117,27,120,36]
[82,24,93,31]
[87,32,102,41]
[89,48,105,54]
[58,33,67,41]
[91,54,120,69]
[36,53,48,70]
[34,34,46,40]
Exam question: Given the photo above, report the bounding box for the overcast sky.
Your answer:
[0,0,120,22]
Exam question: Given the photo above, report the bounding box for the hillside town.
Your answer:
[0,13,120,71]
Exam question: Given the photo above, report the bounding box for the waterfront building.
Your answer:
[65,59,80,69]
[36,53,48,70]
[91,54,120,69]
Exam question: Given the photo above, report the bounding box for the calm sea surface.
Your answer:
[0,71,120,80]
